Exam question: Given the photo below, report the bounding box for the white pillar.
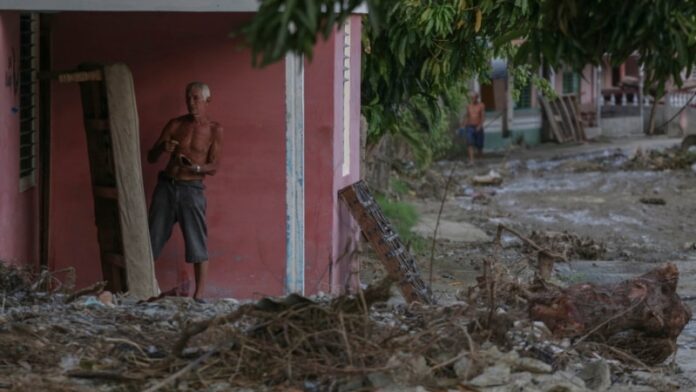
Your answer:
[285,52,305,295]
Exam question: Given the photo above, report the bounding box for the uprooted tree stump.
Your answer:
[528,262,692,364]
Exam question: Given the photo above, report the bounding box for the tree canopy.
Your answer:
[243,0,696,156]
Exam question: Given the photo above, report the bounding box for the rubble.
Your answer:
[526,230,607,260]
[472,170,503,186]
[625,146,696,171]
[0,242,693,391]
[528,263,692,365]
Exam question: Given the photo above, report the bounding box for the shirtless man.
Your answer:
[459,92,485,164]
[147,82,222,301]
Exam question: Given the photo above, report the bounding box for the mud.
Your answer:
[375,136,696,388]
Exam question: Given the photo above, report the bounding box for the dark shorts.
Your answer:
[461,125,484,150]
[149,172,208,263]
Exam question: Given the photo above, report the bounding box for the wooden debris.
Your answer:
[528,262,692,364]
[64,280,107,304]
[540,94,587,143]
[339,181,433,304]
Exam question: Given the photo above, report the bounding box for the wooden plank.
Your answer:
[539,96,565,143]
[58,69,103,83]
[555,96,576,142]
[568,95,587,141]
[103,63,158,299]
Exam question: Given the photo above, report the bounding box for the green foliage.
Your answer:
[361,1,493,146]
[242,0,373,66]
[375,194,425,252]
[244,0,696,163]
[511,0,696,96]
[390,178,410,197]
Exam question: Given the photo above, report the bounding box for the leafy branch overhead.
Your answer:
[242,0,375,66]
[244,0,696,158]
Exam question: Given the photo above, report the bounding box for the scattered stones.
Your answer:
[453,353,477,380]
[385,352,433,386]
[578,360,611,391]
[527,230,607,260]
[469,364,511,387]
[472,170,503,186]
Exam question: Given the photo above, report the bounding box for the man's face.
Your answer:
[186,87,209,117]
[471,93,479,103]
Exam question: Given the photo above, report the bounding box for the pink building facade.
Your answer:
[0,4,363,299]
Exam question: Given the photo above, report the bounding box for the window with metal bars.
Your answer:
[19,13,38,191]
[515,81,532,109]
[562,71,579,94]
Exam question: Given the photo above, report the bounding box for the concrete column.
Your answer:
[285,52,305,295]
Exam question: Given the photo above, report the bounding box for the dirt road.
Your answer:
[400,136,696,383]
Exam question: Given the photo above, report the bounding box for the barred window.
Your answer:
[19,13,38,191]
[562,71,579,94]
[515,81,532,109]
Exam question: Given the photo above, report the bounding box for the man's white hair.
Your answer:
[186,82,211,99]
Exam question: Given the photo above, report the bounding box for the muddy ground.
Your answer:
[365,135,696,388]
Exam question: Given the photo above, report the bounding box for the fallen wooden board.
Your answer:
[339,181,433,304]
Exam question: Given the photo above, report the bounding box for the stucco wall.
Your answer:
[49,12,354,298]
[0,12,40,267]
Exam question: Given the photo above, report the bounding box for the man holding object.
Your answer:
[147,82,223,301]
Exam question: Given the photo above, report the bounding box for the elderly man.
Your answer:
[147,82,223,301]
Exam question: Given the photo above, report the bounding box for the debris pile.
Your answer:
[528,262,692,365]
[0,254,693,391]
[626,147,696,171]
[526,230,607,260]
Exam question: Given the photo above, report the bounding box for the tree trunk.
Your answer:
[646,95,659,135]
[528,263,692,364]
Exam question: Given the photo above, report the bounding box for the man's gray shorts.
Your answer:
[149,172,208,263]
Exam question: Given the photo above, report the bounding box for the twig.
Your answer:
[428,161,459,294]
[143,348,218,392]
[103,337,149,358]
[338,312,354,366]
[561,298,645,356]
[430,350,469,371]
[67,370,143,382]
[496,224,567,261]
[174,306,249,356]
[64,280,107,304]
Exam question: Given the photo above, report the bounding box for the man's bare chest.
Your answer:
[173,124,213,152]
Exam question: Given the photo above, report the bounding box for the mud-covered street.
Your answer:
[397,136,696,387]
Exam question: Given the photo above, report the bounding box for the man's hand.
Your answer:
[178,153,202,174]
[163,139,179,152]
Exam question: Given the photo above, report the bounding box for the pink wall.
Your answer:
[331,16,363,294]
[0,12,40,268]
[49,12,358,298]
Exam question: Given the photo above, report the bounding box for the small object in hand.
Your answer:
[164,139,179,152]
[179,154,193,166]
